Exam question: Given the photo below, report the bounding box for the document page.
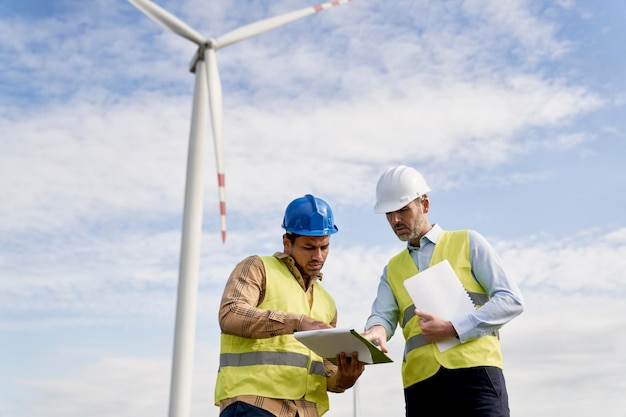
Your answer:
[403,259,476,352]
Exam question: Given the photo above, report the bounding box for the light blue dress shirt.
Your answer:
[364,223,524,343]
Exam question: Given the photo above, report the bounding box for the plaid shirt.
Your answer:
[217,253,345,417]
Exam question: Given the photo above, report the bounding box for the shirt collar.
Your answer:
[407,223,443,251]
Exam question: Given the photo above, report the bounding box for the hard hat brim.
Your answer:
[373,191,429,214]
[373,200,411,214]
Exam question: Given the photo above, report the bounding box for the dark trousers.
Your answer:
[220,402,277,417]
[404,366,510,417]
[220,401,298,417]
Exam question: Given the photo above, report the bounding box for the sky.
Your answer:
[2,0,626,416]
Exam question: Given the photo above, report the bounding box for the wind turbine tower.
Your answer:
[126,1,354,417]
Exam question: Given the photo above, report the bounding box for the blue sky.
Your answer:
[2,0,626,416]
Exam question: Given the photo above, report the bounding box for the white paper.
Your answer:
[403,259,475,351]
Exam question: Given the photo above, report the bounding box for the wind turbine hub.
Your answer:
[189,41,216,73]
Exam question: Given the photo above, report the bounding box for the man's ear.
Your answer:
[282,233,291,253]
[422,197,430,213]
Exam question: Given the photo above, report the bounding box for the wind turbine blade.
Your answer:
[204,48,227,243]
[129,0,206,45]
[215,0,354,49]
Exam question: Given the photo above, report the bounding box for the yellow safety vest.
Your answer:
[214,256,336,416]
[387,230,503,388]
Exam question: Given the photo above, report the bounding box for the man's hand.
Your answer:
[300,316,333,331]
[335,351,365,389]
[360,324,389,353]
[415,309,458,342]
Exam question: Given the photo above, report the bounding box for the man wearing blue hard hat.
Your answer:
[215,194,364,417]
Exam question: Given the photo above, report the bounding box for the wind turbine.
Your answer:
[126,1,354,417]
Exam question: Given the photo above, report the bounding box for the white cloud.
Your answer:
[463,0,573,63]
[498,227,626,295]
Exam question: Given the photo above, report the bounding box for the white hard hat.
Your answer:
[373,165,431,214]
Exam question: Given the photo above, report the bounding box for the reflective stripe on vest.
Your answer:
[219,351,326,377]
[214,255,335,415]
[387,231,503,388]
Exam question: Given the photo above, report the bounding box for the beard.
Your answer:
[392,219,427,243]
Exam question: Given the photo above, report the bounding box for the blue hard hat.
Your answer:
[281,194,339,236]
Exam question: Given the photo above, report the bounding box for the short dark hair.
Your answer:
[285,232,303,244]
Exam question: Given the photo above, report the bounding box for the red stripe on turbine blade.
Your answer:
[217,173,225,187]
[221,213,227,243]
[220,201,226,215]
[314,0,352,12]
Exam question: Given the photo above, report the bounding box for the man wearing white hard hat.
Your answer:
[361,166,524,417]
